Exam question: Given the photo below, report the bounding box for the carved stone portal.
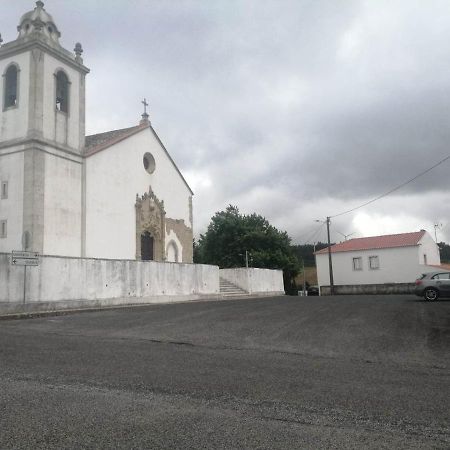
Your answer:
[135,187,165,261]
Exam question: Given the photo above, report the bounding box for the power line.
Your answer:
[295,224,321,243]
[302,222,326,244]
[330,154,450,219]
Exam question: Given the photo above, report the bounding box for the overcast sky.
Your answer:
[2,0,450,244]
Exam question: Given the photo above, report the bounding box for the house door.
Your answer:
[141,232,154,260]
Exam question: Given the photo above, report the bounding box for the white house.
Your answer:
[315,230,441,292]
[0,2,193,262]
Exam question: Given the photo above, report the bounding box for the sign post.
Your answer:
[11,251,40,303]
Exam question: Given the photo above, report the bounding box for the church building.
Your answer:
[0,2,193,263]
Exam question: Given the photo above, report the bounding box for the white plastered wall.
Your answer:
[417,232,441,265]
[316,243,439,287]
[0,253,220,307]
[42,150,82,256]
[0,151,24,252]
[0,52,30,141]
[42,54,81,151]
[85,128,192,259]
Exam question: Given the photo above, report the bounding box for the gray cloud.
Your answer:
[2,0,449,243]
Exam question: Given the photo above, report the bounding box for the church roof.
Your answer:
[85,124,144,155]
[84,123,193,195]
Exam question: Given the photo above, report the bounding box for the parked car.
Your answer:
[414,271,450,301]
[307,285,320,296]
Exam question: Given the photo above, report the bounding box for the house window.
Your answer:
[352,257,362,271]
[1,181,7,199]
[55,70,69,113]
[423,254,427,265]
[369,256,379,270]
[3,64,19,109]
[0,220,7,238]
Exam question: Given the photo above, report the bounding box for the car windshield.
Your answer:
[417,274,427,280]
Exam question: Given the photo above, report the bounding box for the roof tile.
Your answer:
[315,230,426,254]
[85,124,145,156]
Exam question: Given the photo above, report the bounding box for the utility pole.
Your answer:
[326,216,335,295]
[302,259,306,295]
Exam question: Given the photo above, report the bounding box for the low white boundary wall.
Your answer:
[0,253,219,314]
[220,268,285,295]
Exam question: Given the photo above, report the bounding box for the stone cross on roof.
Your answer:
[140,98,150,125]
[142,98,148,114]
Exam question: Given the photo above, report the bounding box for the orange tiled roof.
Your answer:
[315,230,426,254]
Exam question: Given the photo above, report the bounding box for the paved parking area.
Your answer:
[0,295,449,449]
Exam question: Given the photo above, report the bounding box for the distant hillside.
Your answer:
[291,242,330,267]
[294,266,318,287]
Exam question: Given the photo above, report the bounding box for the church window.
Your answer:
[0,220,6,238]
[143,152,156,174]
[1,181,8,199]
[3,64,19,109]
[55,70,69,113]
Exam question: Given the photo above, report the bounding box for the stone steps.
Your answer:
[219,277,249,297]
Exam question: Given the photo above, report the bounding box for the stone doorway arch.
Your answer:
[135,187,165,261]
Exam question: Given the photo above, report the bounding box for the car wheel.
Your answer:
[424,288,439,301]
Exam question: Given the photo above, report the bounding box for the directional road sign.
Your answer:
[11,251,40,266]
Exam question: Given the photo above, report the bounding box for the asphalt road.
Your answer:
[0,295,449,449]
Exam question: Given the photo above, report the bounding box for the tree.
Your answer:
[195,205,301,293]
[438,242,450,263]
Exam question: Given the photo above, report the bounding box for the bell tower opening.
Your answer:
[55,70,69,113]
[3,64,18,109]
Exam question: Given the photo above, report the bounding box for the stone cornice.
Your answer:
[0,37,89,74]
[0,135,83,159]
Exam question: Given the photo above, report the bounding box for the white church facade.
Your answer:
[0,1,193,263]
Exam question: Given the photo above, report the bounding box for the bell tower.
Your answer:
[0,2,89,256]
